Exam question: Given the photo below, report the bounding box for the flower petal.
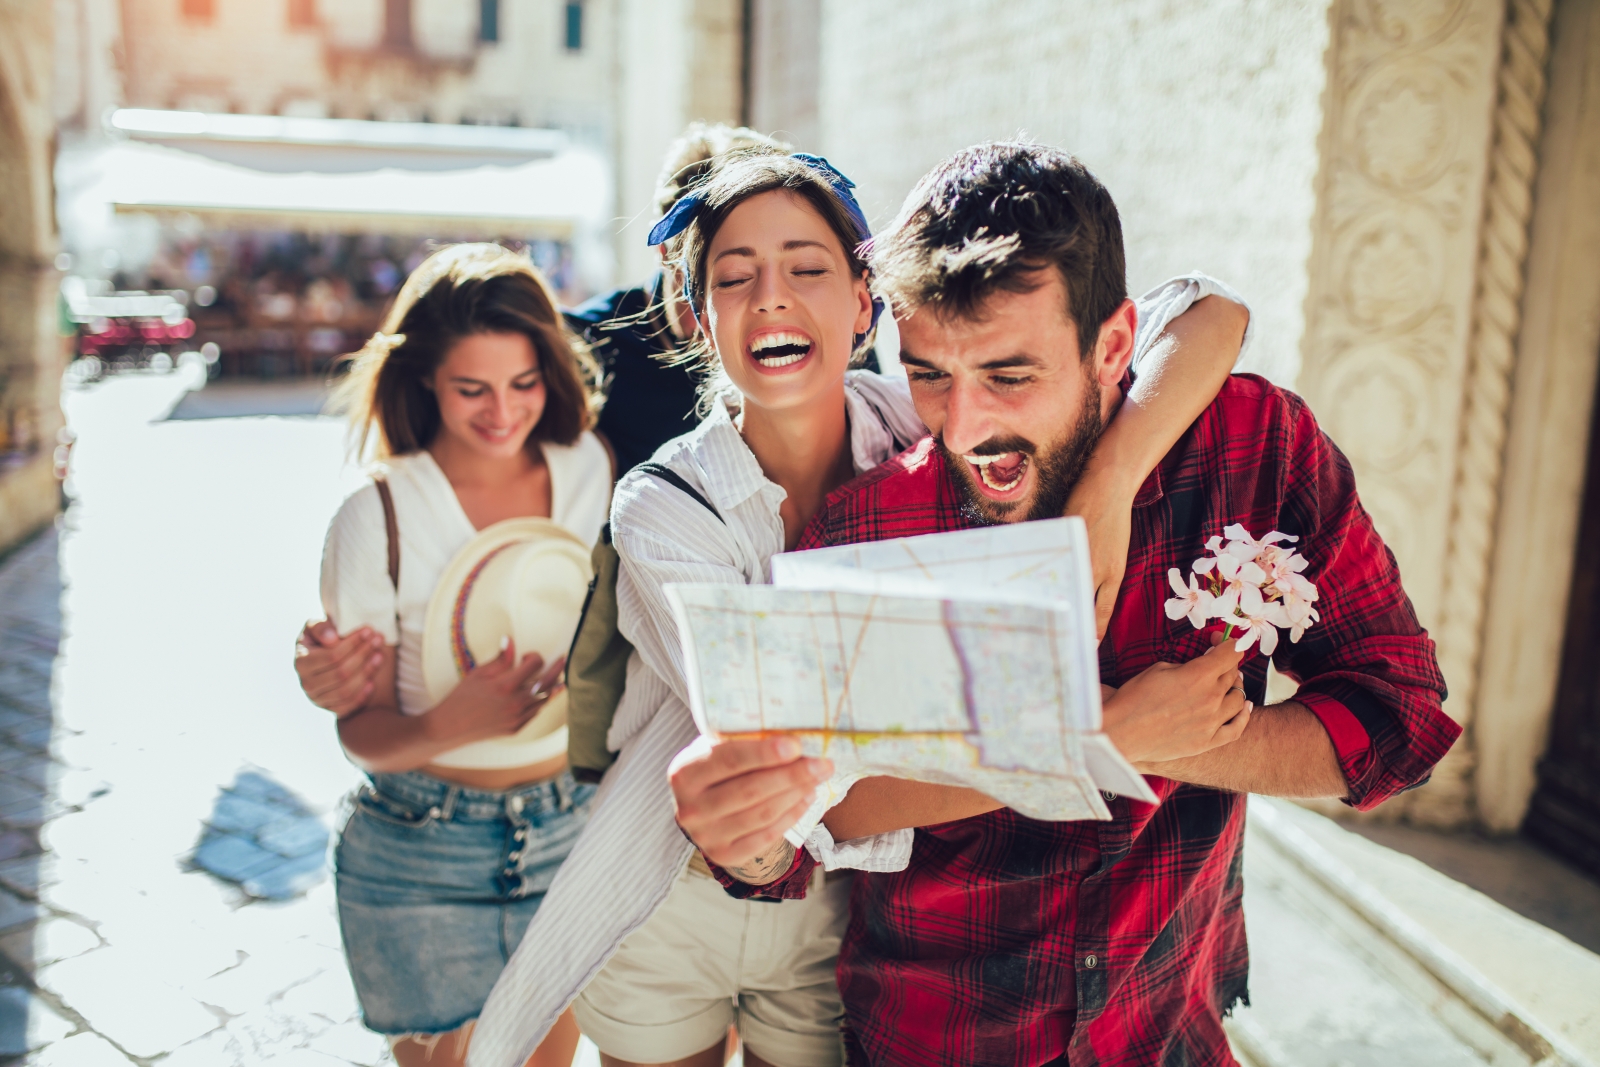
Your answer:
[1168,568,1189,597]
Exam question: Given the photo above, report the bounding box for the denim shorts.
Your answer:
[333,769,595,1036]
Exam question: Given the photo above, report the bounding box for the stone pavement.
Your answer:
[0,371,392,1065]
[0,372,618,1066]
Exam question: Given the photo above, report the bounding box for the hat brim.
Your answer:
[421,518,592,769]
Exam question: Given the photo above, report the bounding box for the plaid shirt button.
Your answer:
[1084,954,1098,969]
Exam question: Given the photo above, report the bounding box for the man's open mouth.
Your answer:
[964,451,1029,493]
[748,330,814,369]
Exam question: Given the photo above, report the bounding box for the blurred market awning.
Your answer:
[109,108,568,172]
[77,110,608,240]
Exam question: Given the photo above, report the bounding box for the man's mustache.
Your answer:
[944,434,1038,458]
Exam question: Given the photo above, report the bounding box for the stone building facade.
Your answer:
[92,0,615,136]
[614,0,1600,849]
[0,0,64,557]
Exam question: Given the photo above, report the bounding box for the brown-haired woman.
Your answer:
[309,244,610,1066]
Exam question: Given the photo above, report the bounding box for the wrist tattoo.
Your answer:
[728,840,796,885]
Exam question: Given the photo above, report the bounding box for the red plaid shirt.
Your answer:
[711,375,1455,1065]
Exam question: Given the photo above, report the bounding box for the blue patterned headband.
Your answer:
[648,153,883,343]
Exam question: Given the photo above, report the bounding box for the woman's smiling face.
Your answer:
[700,189,873,414]
[429,331,547,459]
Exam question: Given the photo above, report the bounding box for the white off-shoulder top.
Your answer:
[318,433,612,766]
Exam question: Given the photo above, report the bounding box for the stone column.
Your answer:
[0,0,63,557]
[1297,0,1556,827]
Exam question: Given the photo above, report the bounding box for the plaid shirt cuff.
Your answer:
[706,844,816,900]
[1293,688,1377,807]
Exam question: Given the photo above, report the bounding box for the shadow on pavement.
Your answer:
[0,529,92,1059]
[191,770,330,901]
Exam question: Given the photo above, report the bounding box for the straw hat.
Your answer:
[421,517,593,769]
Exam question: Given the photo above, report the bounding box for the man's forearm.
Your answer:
[1139,701,1347,798]
[724,838,797,886]
[822,777,1004,843]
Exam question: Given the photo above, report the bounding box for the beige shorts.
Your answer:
[573,857,852,1067]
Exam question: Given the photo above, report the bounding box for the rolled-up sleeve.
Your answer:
[1271,398,1457,810]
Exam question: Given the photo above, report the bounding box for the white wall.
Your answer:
[815,0,1333,385]
[611,0,692,287]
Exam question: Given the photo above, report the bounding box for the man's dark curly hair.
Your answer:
[870,141,1127,361]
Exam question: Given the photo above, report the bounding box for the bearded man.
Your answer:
[668,142,1458,1067]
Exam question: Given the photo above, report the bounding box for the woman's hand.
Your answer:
[294,621,385,716]
[1104,635,1251,769]
[424,640,566,747]
[669,735,831,883]
[1063,474,1136,641]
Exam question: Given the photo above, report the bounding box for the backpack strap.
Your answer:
[374,476,400,590]
[633,462,724,524]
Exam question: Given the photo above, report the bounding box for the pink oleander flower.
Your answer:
[1175,525,1320,651]
[1230,584,1291,655]
[1164,568,1216,630]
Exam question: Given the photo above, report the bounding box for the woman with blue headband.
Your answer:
[470,151,1252,1067]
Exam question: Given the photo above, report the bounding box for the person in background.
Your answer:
[297,122,790,713]
[314,244,612,1067]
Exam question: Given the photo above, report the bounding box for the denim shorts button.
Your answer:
[514,828,527,840]
[508,851,522,862]
[428,806,442,819]
[509,795,525,814]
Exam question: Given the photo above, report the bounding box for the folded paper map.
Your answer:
[665,518,1158,826]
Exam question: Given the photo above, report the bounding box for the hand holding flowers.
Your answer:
[1165,524,1320,656]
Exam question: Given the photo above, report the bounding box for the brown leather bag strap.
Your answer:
[374,477,400,591]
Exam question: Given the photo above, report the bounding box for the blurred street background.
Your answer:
[2,0,1600,1064]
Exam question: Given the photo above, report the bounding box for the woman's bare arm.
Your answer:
[1069,294,1249,636]
[336,644,562,773]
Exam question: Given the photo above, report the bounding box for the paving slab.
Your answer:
[0,986,75,1056]
[25,1031,132,1066]
[35,948,223,1057]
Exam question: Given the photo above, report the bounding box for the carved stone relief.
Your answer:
[1297,0,1510,826]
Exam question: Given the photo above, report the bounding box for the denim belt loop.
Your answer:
[439,785,461,822]
[555,773,573,813]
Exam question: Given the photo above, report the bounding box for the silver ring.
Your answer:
[1228,685,1246,697]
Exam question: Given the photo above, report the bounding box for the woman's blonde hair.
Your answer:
[332,244,598,459]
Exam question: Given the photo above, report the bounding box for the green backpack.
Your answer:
[565,463,723,782]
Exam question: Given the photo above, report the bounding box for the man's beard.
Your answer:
[939,381,1104,526]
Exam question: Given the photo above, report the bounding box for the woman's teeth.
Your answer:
[965,452,1028,492]
[750,331,813,367]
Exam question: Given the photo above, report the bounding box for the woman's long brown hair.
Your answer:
[332,243,598,460]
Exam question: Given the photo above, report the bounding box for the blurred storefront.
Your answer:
[56,113,607,378]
